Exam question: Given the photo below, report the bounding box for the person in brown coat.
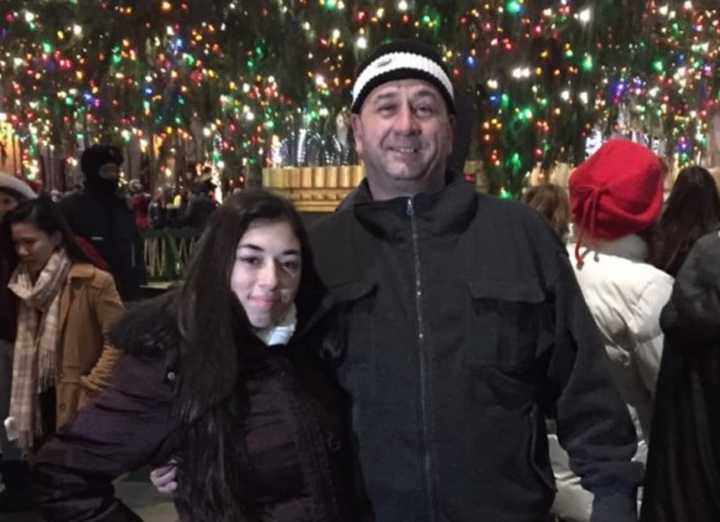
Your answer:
[2,196,125,454]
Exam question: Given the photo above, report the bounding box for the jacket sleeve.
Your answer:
[661,232,720,344]
[626,275,674,395]
[633,337,663,397]
[547,251,642,522]
[33,351,178,522]
[81,273,127,397]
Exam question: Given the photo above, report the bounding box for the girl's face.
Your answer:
[231,219,301,329]
[11,222,60,278]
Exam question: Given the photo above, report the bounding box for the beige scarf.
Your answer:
[7,249,71,451]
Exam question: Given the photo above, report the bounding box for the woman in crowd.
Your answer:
[640,230,720,522]
[521,183,571,242]
[0,174,36,511]
[552,140,674,521]
[648,165,720,277]
[148,187,168,229]
[2,196,125,455]
[32,189,369,522]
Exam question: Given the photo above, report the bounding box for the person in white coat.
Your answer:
[549,139,674,521]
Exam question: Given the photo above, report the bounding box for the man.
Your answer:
[178,173,217,230]
[308,39,640,521]
[59,145,144,301]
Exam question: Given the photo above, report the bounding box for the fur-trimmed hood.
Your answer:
[108,290,181,357]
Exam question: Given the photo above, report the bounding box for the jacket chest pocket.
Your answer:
[465,278,553,372]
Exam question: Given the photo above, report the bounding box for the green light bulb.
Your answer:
[506,1,522,15]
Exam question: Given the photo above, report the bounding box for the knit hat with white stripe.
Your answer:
[351,39,455,114]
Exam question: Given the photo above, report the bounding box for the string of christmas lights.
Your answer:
[0,1,718,195]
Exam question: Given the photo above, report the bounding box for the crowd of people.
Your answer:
[0,38,718,522]
[523,153,720,522]
[46,165,220,235]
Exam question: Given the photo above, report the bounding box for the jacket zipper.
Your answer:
[407,198,436,521]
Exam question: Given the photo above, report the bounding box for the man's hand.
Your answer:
[149,461,178,496]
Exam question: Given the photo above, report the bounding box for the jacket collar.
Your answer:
[348,172,478,239]
[59,263,95,330]
[571,234,649,263]
[67,263,96,280]
[597,234,648,261]
[308,172,477,325]
[254,303,297,347]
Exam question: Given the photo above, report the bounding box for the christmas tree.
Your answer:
[1,1,718,195]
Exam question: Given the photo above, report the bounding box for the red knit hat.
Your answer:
[570,139,664,241]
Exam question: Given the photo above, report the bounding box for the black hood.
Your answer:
[80,144,123,195]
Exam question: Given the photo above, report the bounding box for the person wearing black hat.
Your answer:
[178,173,218,230]
[309,39,640,522]
[150,39,640,522]
[58,144,145,301]
[0,174,36,219]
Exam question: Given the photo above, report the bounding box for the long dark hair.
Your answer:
[2,196,91,265]
[0,190,36,343]
[649,166,720,276]
[173,189,323,520]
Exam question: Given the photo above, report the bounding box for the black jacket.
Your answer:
[0,239,17,343]
[309,175,640,522]
[32,294,369,522]
[179,192,216,230]
[58,190,144,301]
[641,231,720,522]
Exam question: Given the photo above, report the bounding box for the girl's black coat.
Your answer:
[32,293,369,522]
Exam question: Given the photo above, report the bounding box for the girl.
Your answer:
[33,189,369,522]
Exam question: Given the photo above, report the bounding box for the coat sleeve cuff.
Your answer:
[81,346,123,391]
[590,491,637,522]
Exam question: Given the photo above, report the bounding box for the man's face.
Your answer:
[352,78,454,199]
[98,162,120,181]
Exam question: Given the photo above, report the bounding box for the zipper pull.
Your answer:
[406,198,414,217]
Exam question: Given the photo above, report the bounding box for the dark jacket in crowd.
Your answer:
[148,200,166,229]
[179,192,216,230]
[309,174,640,522]
[32,293,369,522]
[58,190,144,301]
[641,230,720,522]
[0,238,18,343]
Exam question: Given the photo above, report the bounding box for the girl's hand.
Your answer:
[149,460,178,496]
